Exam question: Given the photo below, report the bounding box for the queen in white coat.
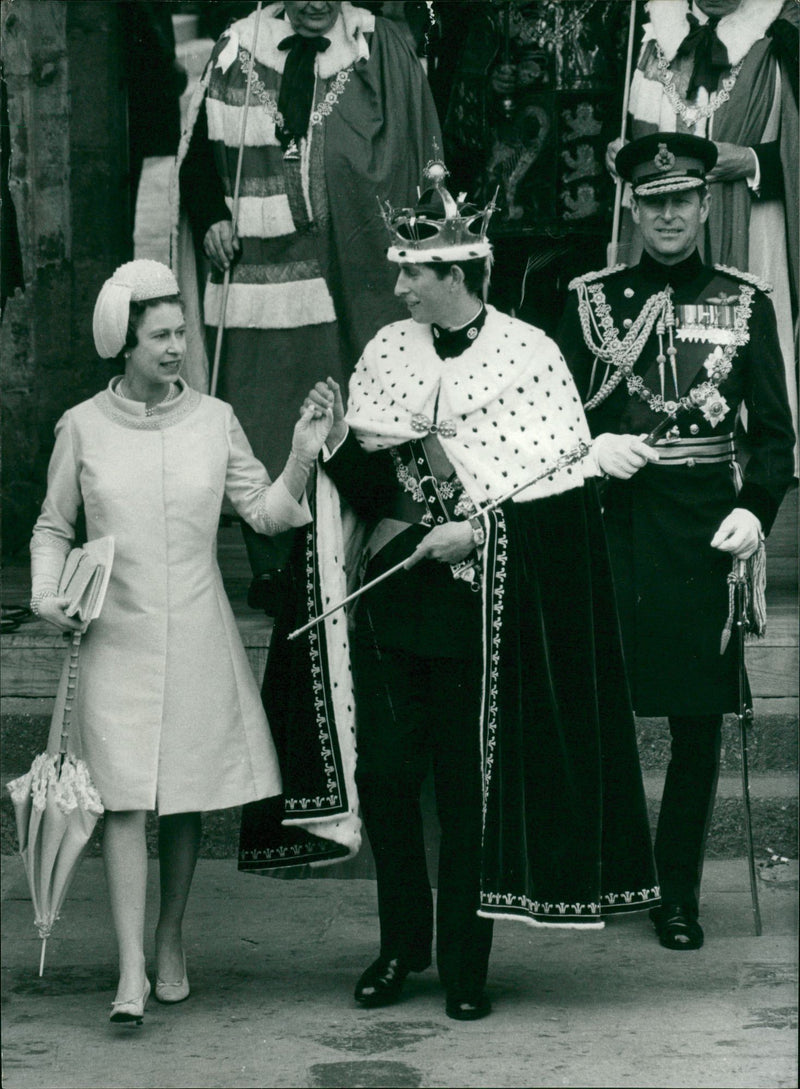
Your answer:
[30,260,333,1025]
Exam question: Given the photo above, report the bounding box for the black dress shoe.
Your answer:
[354,957,410,1008]
[445,991,492,1021]
[651,903,704,950]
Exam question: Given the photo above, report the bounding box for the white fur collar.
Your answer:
[345,307,593,505]
[645,0,784,65]
[216,2,374,79]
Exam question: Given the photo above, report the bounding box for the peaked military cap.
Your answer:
[616,133,717,197]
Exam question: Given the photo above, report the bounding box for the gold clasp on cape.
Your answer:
[410,413,457,438]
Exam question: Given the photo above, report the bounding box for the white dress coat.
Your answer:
[31,379,311,814]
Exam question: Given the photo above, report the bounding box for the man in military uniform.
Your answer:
[556,132,795,950]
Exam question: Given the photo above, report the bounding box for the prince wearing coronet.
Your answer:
[557,132,795,951]
[274,163,659,1020]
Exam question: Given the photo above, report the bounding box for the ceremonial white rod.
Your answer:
[608,0,638,266]
[287,442,590,641]
[210,0,264,397]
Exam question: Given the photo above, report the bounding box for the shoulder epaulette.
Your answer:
[567,263,627,291]
[713,263,773,294]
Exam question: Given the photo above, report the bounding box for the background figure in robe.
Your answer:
[121,2,187,237]
[431,0,633,334]
[175,1,441,602]
[607,0,799,470]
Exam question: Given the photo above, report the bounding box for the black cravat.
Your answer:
[276,34,331,149]
[677,14,728,100]
[431,306,487,360]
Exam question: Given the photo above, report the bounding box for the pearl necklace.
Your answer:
[117,378,179,417]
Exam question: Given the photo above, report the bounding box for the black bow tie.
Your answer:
[276,34,332,148]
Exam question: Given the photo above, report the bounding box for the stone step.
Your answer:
[3,701,796,870]
[2,767,795,872]
[2,698,796,779]
[3,502,796,699]
[635,707,798,772]
[1,610,796,699]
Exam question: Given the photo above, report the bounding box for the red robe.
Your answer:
[173,4,442,476]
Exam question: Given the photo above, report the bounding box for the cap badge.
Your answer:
[654,143,676,172]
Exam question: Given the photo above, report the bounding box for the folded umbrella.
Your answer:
[6,536,113,975]
[7,748,103,975]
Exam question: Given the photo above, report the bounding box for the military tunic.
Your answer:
[557,249,795,716]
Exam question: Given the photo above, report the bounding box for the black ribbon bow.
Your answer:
[276,33,331,150]
[676,14,730,100]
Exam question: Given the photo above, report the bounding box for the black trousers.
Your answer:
[654,714,723,917]
[351,628,494,997]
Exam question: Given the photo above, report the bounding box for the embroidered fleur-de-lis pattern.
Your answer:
[477,498,660,926]
[480,886,660,922]
[239,839,337,865]
[284,530,342,815]
[481,509,508,816]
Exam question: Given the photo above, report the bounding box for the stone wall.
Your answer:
[1,0,129,556]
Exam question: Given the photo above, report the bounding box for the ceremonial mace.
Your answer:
[210,0,264,397]
[499,2,515,120]
[608,0,638,265]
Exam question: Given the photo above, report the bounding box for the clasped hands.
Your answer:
[594,432,762,559]
[301,378,475,568]
[301,378,347,453]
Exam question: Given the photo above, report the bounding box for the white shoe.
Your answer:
[155,952,190,1004]
[110,978,151,1025]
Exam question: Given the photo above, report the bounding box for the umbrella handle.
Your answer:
[59,630,83,758]
[39,937,47,977]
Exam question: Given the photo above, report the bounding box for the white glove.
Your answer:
[590,433,660,480]
[710,508,763,560]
